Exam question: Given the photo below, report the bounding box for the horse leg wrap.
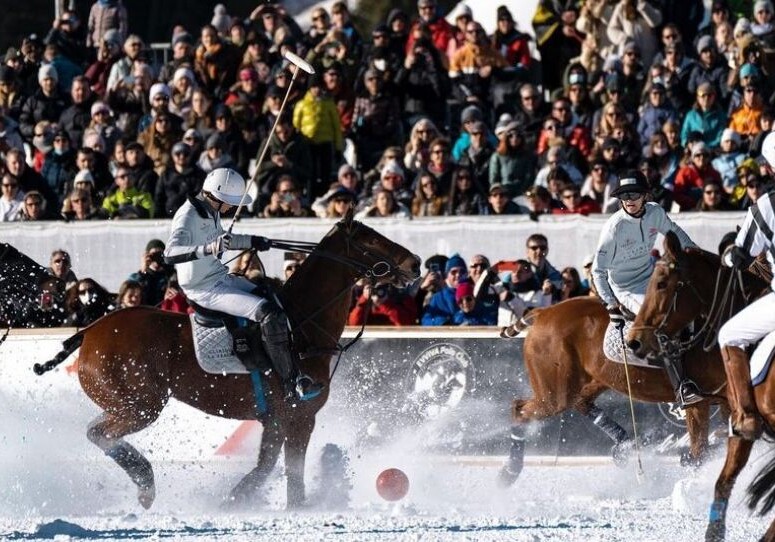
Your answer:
[260,311,295,382]
[106,442,154,490]
[708,499,727,522]
[505,426,525,476]
[587,406,628,444]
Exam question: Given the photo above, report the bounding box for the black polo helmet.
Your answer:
[610,170,650,198]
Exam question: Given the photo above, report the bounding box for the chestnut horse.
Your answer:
[625,231,771,542]
[36,211,420,509]
[499,231,766,487]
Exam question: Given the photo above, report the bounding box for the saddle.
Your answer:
[188,302,271,375]
[602,319,662,369]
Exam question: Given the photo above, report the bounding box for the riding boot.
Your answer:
[721,345,762,441]
[260,311,323,402]
[231,324,261,371]
[662,354,703,408]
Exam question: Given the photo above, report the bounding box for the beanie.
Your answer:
[455,280,475,302]
[38,64,58,84]
[445,254,466,275]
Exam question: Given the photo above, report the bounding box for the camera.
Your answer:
[429,263,440,273]
[373,284,390,298]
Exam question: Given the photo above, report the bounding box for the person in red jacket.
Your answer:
[674,142,722,210]
[406,0,455,64]
[348,281,418,326]
[552,184,601,215]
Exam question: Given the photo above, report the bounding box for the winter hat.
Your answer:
[38,64,58,84]
[103,29,121,48]
[172,32,193,47]
[734,17,752,37]
[691,142,709,157]
[460,105,483,124]
[445,254,466,275]
[696,35,715,55]
[73,170,94,185]
[451,3,473,20]
[211,4,231,35]
[494,113,514,137]
[739,63,761,79]
[149,82,171,102]
[455,281,475,302]
[172,67,194,85]
[90,101,111,117]
[338,163,356,178]
[172,141,189,155]
[206,132,222,150]
[755,0,773,14]
[721,128,740,145]
[380,160,404,180]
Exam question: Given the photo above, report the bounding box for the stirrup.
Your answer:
[676,380,703,408]
[295,375,323,401]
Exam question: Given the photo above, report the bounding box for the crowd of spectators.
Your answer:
[22,232,593,328]
[0,0,773,223]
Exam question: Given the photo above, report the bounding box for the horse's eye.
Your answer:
[656,281,668,290]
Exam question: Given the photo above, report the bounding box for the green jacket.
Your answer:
[102,187,155,218]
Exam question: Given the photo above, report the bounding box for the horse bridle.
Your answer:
[630,258,716,358]
[268,220,414,372]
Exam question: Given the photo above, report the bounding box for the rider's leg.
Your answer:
[717,295,775,440]
[187,275,322,401]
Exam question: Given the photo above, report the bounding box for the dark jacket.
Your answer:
[19,89,70,140]
[154,165,206,218]
[59,99,95,145]
[41,149,77,206]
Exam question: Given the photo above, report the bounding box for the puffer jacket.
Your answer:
[154,165,206,218]
[292,91,343,150]
[86,0,128,48]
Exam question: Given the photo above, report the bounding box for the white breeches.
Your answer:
[184,274,268,322]
[719,291,775,349]
[612,289,645,316]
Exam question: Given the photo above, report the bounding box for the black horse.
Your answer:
[0,243,67,328]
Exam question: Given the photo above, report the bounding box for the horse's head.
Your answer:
[627,231,714,358]
[320,207,421,286]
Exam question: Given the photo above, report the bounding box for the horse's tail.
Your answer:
[500,307,541,338]
[747,447,775,515]
[33,331,84,375]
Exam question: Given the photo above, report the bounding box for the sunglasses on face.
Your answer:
[78,287,94,294]
[619,192,643,201]
[705,189,720,194]
[53,258,68,264]
[469,263,487,269]
[528,245,547,251]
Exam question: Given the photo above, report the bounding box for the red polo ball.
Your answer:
[376,468,410,501]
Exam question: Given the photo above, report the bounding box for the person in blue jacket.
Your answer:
[421,253,467,325]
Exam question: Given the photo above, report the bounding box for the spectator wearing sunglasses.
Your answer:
[47,249,78,289]
[65,277,116,327]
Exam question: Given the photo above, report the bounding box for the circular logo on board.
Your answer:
[406,343,474,419]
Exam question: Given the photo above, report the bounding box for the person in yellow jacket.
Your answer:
[292,74,342,199]
[729,83,765,144]
[102,165,155,218]
[448,21,508,106]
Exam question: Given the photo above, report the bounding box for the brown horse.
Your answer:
[35,211,420,509]
[624,231,771,542]
[499,231,762,486]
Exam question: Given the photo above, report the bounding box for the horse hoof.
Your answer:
[612,440,633,468]
[137,485,155,509]
[680,451,703,468]
[497,466,520,488]
[704,521,725,542]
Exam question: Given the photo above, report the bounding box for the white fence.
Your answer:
[1,213,746,290]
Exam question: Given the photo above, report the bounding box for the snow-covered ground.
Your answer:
[2,396,775,541]
[1,333,772,541]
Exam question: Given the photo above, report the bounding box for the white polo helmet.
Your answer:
[202,168,252,206]
[762,132,775,170]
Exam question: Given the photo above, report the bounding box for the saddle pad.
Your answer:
[751,329,775,386]
[603,320,659,369]
[189,314,249,375]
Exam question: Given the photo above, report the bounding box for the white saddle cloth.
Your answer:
[189,314,249,375]
[602,320,661,369]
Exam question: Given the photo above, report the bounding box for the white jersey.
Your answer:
[592,202,696,310]
[734,190,775,291]
[163,196,252,292]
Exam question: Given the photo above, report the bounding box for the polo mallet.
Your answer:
[619,324,645,482]
[227,51,316,232]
